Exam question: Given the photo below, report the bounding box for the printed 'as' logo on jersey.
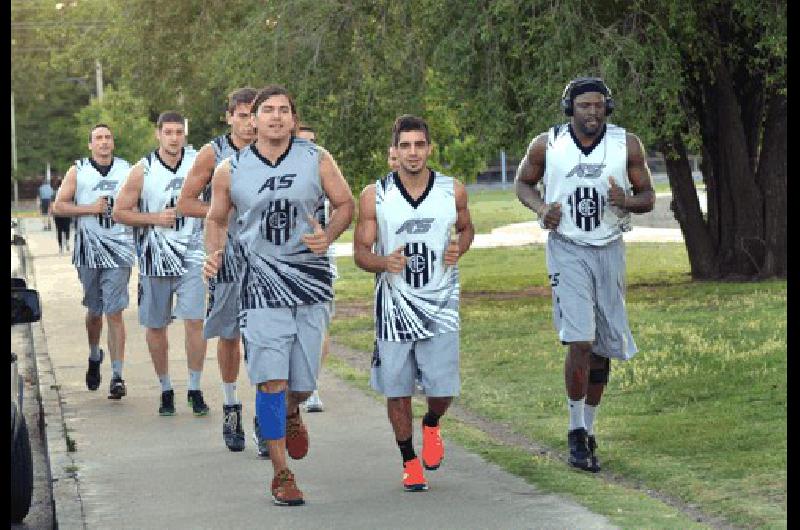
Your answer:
[404,242,436,288]
[567,187,605,232]
[260,199,297,245]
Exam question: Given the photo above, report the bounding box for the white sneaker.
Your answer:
[303,390,324,413]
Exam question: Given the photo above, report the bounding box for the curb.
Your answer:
[19,220,86,529]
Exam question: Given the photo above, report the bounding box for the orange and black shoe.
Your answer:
[402,457,429,492]
[285,410,309,460]
[271,469,305,506]
[422,424,444,470]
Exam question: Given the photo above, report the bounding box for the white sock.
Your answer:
[112,360,124,379]
[188,370,202,391]
[222,382,239,406]
[568,397,586,431]
[159,374,172,392]
[584,404,598,436]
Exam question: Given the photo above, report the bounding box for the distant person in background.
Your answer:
[51,179,72,254]
[387,145,399,172]
[38,179,54,230]
[296,123,332,414]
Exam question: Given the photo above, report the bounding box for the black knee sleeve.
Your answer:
[589,354,610,385]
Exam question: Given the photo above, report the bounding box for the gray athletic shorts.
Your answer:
[137,265,206,329]
[203,279,240,340]
[546,232,638,360]
[239,303,330,390]
[77,266,131,316]
[371,332,460,398]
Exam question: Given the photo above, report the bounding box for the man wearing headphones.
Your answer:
[515,77,654,472]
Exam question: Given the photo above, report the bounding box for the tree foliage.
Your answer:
[11,0,785,278]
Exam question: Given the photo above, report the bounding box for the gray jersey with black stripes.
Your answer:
[230,137,332,309]
[204,134,242,283]
[374,171,459,342]
[72,157,135,268]
[135,147,203,276]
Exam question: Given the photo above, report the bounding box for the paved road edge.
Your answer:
[20,220,87,530]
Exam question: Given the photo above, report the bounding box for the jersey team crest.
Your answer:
[567,186,605,232]
[404,242,436,288]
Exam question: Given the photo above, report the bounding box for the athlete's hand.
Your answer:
[444,236,461,266]
[540,202,562,230]
[203,249,223,281]
[301,214,330,255]
[384,245,407,273]
[608,176,627,210]
[156,208,177,228]
[91,196,109,215]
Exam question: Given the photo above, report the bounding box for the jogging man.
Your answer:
[515,77,655,472]
[204,85,354,506]
[113,111,211,417]
[295,123,332,414]
[52,124,134,399]
[177,88,257,451]
[353,114,474,492]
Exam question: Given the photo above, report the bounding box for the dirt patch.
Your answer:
[328,338,743,530]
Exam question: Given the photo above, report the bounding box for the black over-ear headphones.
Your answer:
[560,77,615,116]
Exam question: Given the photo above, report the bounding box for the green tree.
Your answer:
[74,87,157,164]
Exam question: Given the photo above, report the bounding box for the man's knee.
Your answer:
[106,311,124,324]
[568,341,593,357]
[589,353,610,385]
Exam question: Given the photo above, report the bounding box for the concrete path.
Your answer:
[23,218,615,529]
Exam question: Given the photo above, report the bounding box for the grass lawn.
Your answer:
[329,243,787,528]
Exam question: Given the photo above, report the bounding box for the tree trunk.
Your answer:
[755,91,787,277]
[706,59,765,277]
[662,136,720,279]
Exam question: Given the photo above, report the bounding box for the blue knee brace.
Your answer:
[256,389,286,440]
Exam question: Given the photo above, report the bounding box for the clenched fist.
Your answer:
[384,245,407,274]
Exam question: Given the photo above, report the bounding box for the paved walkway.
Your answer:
[22,218,616,529]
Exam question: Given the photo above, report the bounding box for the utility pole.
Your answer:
[11,91,19,208]
[500,150,507,189]
[95,59,104,101]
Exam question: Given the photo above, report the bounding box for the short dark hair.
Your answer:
[227,87,258,113]
[391,114,430,146]
[251,85,297,118]
[157,111,184,130]
[89,123,112,143]
[298,123,314,133]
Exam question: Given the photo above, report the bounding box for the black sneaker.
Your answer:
[187,390,210,416]
[253,416,270,458]
[567,428,593,471]
[85,349,104,391]
[587,435,601,473]
[159,389,175,416]
[223,404,245,452]
[108,376,127,400]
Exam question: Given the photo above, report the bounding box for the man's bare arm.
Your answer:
[52,166,107,216]
[112,164,175,227]
[515,133,548,217]
[177,144,216,219]
[353,185,403,273]
[452,180,474,257]
[623,133,655,214]
[318,147,355,243]
[204,161,233,257]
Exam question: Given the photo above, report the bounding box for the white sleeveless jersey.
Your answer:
[202,134,243,283]
[230,138,332,308]
[374,171,459,342]
[135,147,203,276]
[72,157,135,268]
[543,123,632,246]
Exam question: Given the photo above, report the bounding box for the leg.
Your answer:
[86,311,103,353]
[184,319,207,373]
[145,327,169,377]
[565,341,592,401]
[105,311,126,365]
[387,396,413,441]
[217,337,241,384]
